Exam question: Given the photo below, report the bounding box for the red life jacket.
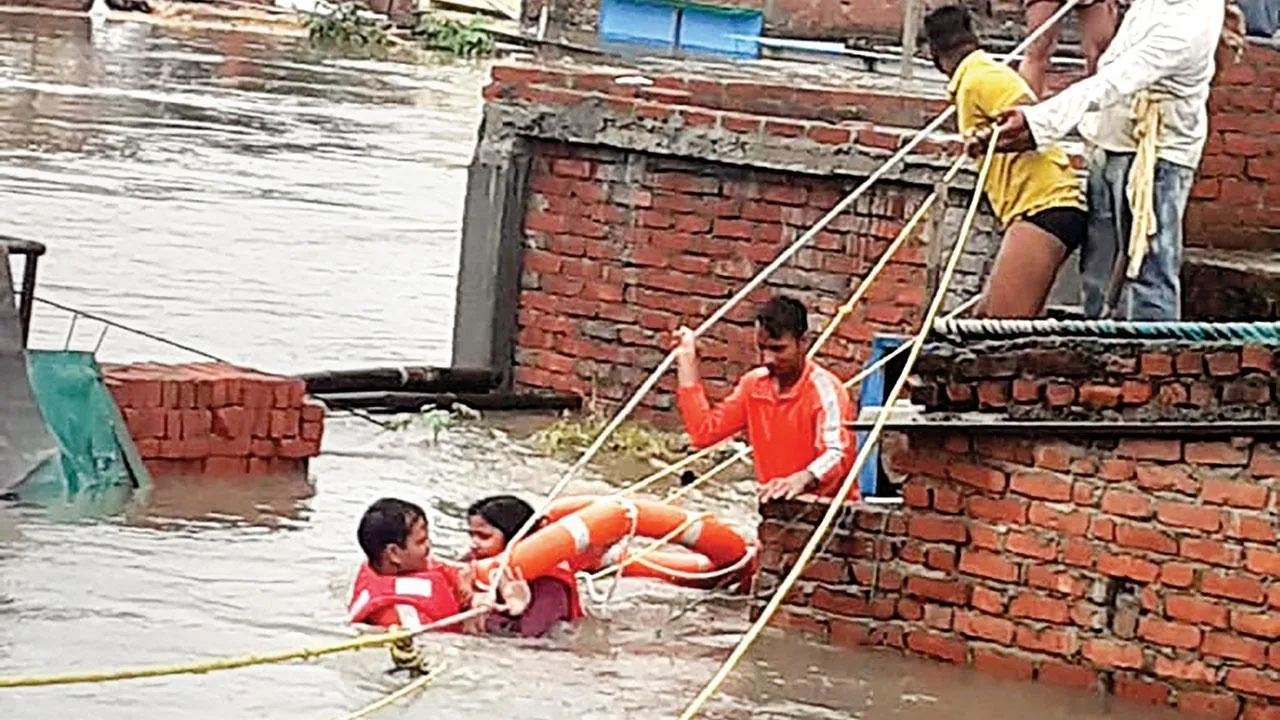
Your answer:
[347,562,462,631]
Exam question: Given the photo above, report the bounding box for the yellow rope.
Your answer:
[335,662,448,720]
[678,129,1002,720]
[807,155,967,359]
[1124,91,1161,280]
[0,607,490,689]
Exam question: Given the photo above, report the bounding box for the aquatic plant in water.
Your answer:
[530,413,690,464]
[412,12,494,58]
[306,3,393,56]
[384,404,481,443]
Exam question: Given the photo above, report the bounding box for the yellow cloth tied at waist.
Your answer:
[1125,90,1163,280]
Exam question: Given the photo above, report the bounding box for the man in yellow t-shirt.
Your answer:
[923,5,1088,318]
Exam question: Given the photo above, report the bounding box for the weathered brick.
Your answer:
[1119,439,1182,462]
[1234,612,1280,640]
[972,585,1006,614]
[1038,660,1098,690]
[959,549,1019,583]
[905,576,970,605]
[1137,463,1199,494]
[1114,675,1171,706]
[1098,553,1159,583]
[1010,471,1072,502]
[947,463,1007,492]
[955,611,1015,644]
[1028,503,1089,536]
[905,630,967,663]
[966,496,1028,525]
[1005,531,1057,561]
[1157,501,1223,532]
[1101,490,1154,519]
[1081,639,1145,669]
[1203,477,1269,509]
[1167,594,1228,628]
[1010,591,1071,624]
[907,515,968,543]
[1204,632,1269,666]
[1247,548,1280,577]
[1187,442,1251,467]
[1177,692,1242,720]
[1202,570,1265,603]
[973,648,1034,681]
[1115,524,1177,555]
[1227,669,1280,699]
[1207,350,1242,376]
[1182,538,1243,567]
[1154,656,1214,683]
[1137,616,1202,650]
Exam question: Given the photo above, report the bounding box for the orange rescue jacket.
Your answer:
[675,360,857,497]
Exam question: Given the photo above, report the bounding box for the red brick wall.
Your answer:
[910,341,1279,422]
[514,141,932,423]
[486,64,953,133]
[760,430,1280,718]
[1189,44,1280,251]
[104,363,324,479]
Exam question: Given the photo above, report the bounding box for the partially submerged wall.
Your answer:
[104,363,324,479]
[454,59,1007,423]
[757,337,1280,718]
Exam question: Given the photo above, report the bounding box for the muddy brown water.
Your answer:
[0,10,1178,719]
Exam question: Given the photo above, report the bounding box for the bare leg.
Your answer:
[1077,0,1118,77]
[1021,0,1062,99]
[974,222,1068,318]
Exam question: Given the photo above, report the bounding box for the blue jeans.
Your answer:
[1081,149,1196,320]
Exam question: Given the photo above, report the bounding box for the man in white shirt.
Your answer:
[986,0,1226,320]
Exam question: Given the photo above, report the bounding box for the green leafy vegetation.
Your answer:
[412,12,494,58]
[530,414,690,464]
[304,3,494,59]
[305,3,393,56]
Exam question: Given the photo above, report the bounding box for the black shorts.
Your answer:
[1023,207,1087,254]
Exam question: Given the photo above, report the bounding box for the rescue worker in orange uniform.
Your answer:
[672,295,858,502]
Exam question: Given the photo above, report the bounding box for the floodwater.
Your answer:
[0,10,1179,720]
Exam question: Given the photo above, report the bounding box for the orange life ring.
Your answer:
[471,495,755,591]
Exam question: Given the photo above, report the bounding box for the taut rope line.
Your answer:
[678,129,1002,720]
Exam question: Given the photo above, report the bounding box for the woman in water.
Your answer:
[466,495,584,638]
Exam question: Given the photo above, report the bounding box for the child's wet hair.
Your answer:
[467,494,537,544]
[357,497,426,565]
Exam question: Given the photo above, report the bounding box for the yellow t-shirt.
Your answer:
[948,50,1085,228]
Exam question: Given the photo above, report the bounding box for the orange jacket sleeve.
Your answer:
[675,377,749,449]
[804,371,857,496]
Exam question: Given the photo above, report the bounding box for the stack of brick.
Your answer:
[758,336,1280,719]
[103,362,324,479]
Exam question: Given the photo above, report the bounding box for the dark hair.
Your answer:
[357,498,426,565]
[923,5,978,57]
[467,494,537,544]
[756,295,808,340]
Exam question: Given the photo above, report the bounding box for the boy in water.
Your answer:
[924,5,1088,318]
[347,497,528,631]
